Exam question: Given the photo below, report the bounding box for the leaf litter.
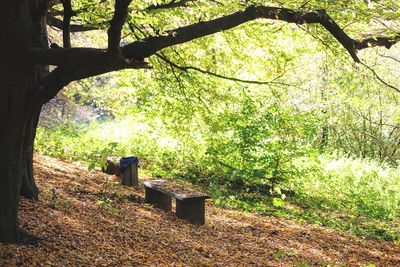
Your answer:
[0,155,399,266]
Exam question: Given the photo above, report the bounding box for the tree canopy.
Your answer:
[39,0,399,104]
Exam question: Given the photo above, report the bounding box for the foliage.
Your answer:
[35,0,400,242]
[212,153,400,241]
[203,90,318,196]
[35,112,400,240]
[292,154,400,240]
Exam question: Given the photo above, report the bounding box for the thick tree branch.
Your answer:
[37,5,400,68]
[122,5,400,63]
[355,35,400,50]
[30,50,150,107]
[28,47,107,66]
[108,0,132,53]
[28,4,399,92]
[60,0,75,48]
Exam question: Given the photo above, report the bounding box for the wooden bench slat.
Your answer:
[144,180,209,201]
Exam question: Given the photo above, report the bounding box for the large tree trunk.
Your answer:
[0,0,49,244]
[20,108,42,199]
[20,0,50,200]
[0,95,30,243]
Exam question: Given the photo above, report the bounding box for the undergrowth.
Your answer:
[35,118,400,241]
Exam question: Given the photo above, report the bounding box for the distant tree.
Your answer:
[0,0,398,244]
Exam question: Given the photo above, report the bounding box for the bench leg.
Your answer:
[145,187,158,205]
[145,187,171,211]
[176,199,205,225]
[158,194,172,211]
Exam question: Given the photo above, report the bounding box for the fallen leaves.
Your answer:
[0,154,399,266]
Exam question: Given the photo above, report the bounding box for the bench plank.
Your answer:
[144,180,209,201]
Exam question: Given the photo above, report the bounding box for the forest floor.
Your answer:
[1,155,400,267]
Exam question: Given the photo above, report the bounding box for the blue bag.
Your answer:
[119,156,139,173]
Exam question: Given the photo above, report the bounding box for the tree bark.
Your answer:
[0,0,49,244]
[0,96,29,243]
[20,0,50,200]
[20,108,41,199]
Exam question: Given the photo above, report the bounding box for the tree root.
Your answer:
[18,228,40,246]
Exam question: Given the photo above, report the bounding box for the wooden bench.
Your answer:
[144,180,209,225]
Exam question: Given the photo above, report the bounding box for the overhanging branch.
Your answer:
[355,34,400,50]
[156,53,290,86]
[30,50,150,107]
[360,62,400,93]
[29,3,399,92]
[122,5,400,63]
[39,4,399,69]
